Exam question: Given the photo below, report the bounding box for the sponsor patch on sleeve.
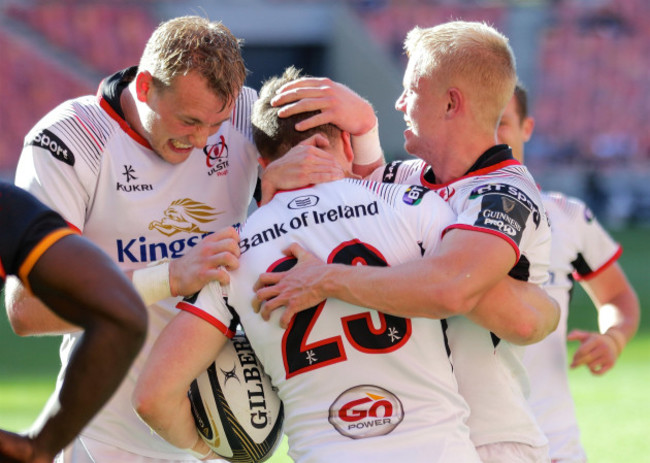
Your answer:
[470,183,540,245]
[382,160,402,183]
[402,185,429,206]
[27,129,75,166]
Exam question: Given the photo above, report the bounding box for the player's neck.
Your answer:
[120,84,145,138]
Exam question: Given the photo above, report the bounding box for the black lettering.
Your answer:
[250,410,269,429]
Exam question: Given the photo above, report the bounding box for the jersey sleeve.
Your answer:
[548,192,621,280]
[0,183,77,288]
[449,181,546,262]
[401,185,456,258]
[176,282,239,338]
[366,159,426,184]
[14,98,103,231]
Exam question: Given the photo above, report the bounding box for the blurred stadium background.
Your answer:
[1,0,650,229]
[0,0,648,461]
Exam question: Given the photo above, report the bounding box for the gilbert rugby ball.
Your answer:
[188,331,284,462]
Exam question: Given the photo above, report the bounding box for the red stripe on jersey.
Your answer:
[420,159,521,189]
[98,95,151,149]
[574,244,623,281]
[443,223,522,262]
[176,301,236,338]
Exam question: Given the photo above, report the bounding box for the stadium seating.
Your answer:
[0,2,156,177]
[2,0,649,178]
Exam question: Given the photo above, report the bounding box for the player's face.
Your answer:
[497,95,533,163]
[141,71,234,165]
[395,55,446,164]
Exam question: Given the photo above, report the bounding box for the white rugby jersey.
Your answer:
[14,67,260,459]
[179,179,482,463]
[368,145,551,448]
[523,191,621,461]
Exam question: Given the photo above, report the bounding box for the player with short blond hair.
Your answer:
[255,20,558,462]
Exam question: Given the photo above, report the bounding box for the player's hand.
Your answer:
[0,429,30,463]
[0,429,53,463]
[271,77,377,136]
[568,329,619,375]
[253,243,328,328]
[168,227,240,297]
[260,134,348,205]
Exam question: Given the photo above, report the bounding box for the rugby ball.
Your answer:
[188,331,284,462]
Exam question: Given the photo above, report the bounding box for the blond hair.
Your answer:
[404,21,516,129]
[139,15,246,109]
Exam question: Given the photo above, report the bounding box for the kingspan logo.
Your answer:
[116,198,224,263]
[329,385,403,439]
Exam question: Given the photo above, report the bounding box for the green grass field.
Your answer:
[1,226,647,462]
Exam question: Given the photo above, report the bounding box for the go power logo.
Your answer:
[329,385,403,439]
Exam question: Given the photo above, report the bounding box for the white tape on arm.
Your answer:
[184,434,214,460]
[351,121,383,165]
[132,260,172,306]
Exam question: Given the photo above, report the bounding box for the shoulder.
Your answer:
[0,183,72,279]
[342,178,449,213]
[542,190,591,221]
[369,158,426,183]
[23,94,116,168]
[230,86,258,140]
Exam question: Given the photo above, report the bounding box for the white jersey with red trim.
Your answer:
[523,191,621,461]
[179,179,481,463]
[368,147,551,449]
[14,68,260,459]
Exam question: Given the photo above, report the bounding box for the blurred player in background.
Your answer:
[133,65,488,463]
[498,82,640,463]
[255,21,559,462]
[0,181,147,463]
[4,13,381,463]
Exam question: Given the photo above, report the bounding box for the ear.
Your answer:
[257,156,269,169]
[135,71,154,103]
[445,87,463,118]
[341,131,354,163]
[522,116,535,143]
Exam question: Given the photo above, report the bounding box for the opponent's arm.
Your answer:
[5,276,80,335]
[133,310,226,460]
[0,234,147,463]
[568,262,640,374]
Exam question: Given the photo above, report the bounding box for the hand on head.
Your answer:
[271,77,377,136]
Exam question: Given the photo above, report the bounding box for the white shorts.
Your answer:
[477,441,551,463]
[55,435,226,463]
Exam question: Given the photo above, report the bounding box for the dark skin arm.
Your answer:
[0,234,147,463]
